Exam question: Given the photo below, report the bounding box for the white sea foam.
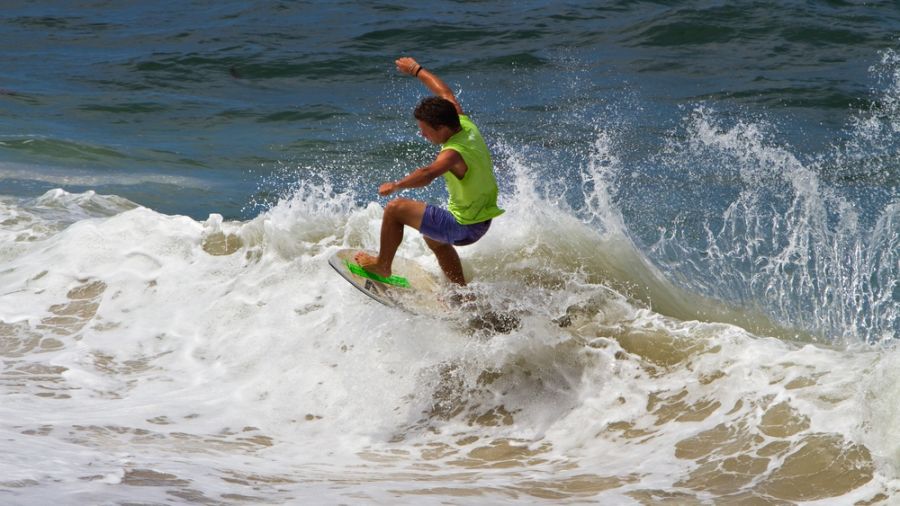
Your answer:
[0,179,895,504]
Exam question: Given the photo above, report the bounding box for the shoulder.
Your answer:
[457,114,479,133]
[433,148,467,177]
[438,145,465,161]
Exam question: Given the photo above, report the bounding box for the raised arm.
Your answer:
[395,57,463,115]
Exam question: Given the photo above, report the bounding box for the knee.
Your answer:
[384,198,411,217]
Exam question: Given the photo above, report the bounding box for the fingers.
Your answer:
[395,58,410,74]
[378,182,397,196]
[395,57,419,75]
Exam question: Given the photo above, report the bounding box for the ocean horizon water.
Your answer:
[1,1,899,504]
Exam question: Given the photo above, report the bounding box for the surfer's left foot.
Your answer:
[354,252,391,278]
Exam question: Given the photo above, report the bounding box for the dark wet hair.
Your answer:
[413,97,460,130]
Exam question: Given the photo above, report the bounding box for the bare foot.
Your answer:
[354,251,391,278]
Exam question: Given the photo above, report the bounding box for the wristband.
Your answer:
[414,65,423,77]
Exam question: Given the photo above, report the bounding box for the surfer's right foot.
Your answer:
[354,251,391,278]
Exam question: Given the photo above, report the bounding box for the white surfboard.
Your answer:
[328,249,522,332]
[328,249,448,315]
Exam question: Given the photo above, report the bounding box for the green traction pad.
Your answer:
[345,261,411,288]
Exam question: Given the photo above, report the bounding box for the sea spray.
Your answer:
[648,101,897,342]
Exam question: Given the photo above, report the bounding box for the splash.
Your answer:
[647,60,899,342]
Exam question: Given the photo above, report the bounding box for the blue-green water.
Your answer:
[2,1,896,214]
[1,2,899,504]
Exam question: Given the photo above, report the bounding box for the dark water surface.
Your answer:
[1,1,896,212]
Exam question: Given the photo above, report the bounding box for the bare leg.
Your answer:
[355,198,426,278]
[424,236,466,285]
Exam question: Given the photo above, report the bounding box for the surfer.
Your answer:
[355,57,504,285]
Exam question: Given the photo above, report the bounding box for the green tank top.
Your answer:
[440,115,505,225]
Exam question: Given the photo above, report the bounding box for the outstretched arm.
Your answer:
[395,57,463,115]
[377,149,465,196]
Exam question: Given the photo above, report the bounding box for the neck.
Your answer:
[440,126,462,144]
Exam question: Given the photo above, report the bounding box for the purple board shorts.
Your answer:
[419,205,491,246]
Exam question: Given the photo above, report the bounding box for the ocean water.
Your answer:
[1,1,899,504]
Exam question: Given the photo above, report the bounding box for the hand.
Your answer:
[395,57,421,76]
[378,181,398,196]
